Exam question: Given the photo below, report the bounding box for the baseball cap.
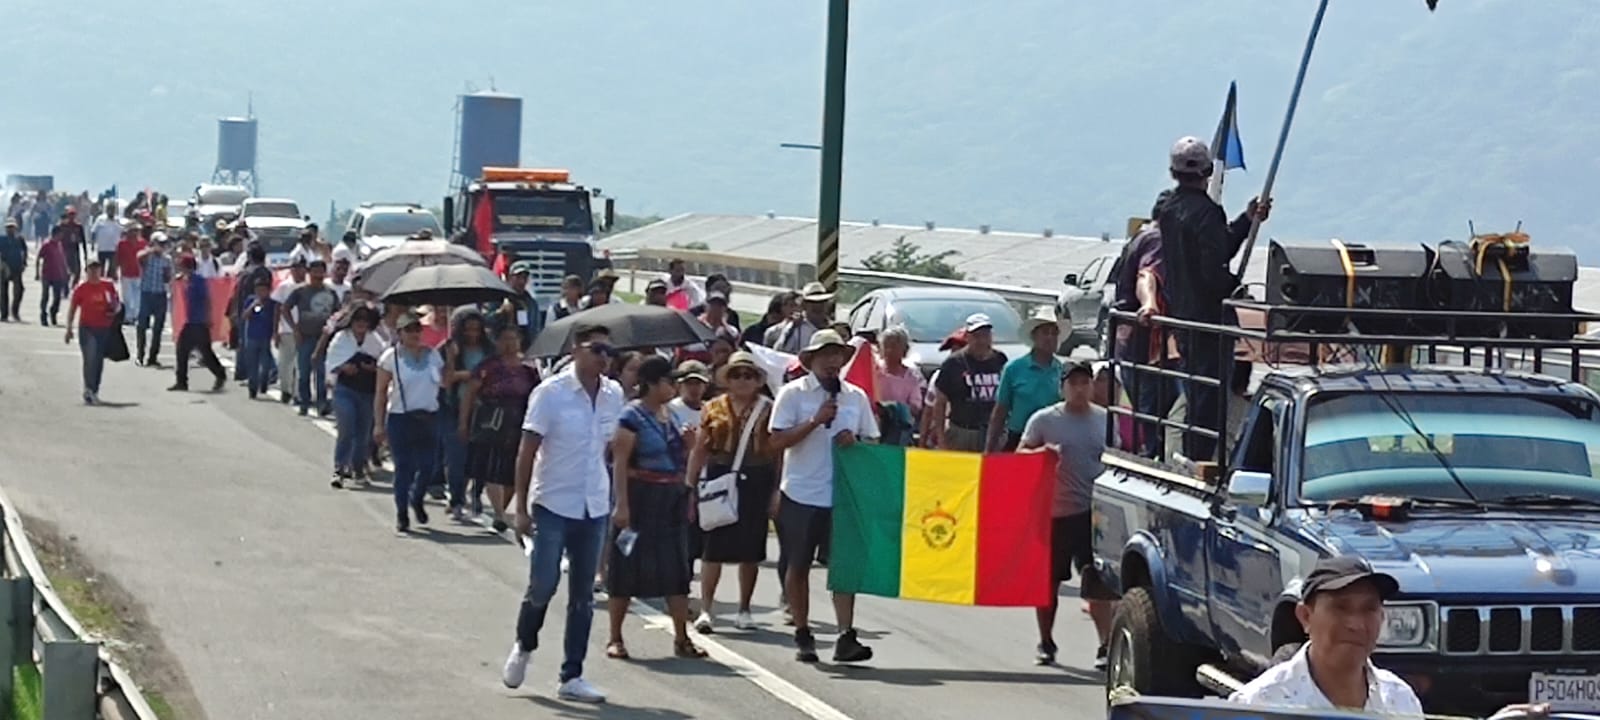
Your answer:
[396,311,423,329]
[707,290,729,304]
[1064,359,1095,380]
[964,313,995,333]
[675,360,711,383]
[1301,556,1399,602]
[1169,136,1213,175]
[645,278,668,292]
[509,260,535,276]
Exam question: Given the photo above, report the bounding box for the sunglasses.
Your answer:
[726,369,761,381]
[579,341,616,357]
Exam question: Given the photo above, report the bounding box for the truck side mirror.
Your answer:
[442,197,454,235]
[1225,470,1272,507]
[603,198,616,232]
[1063,272,1079,286]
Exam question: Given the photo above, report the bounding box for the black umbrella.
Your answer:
[530,303,717,357]
[381,264,518,307]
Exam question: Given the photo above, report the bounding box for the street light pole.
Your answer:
[816,0,849,293]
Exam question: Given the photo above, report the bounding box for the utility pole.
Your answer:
[816,0,849,293]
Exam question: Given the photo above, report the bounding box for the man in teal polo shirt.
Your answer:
[987,312,1063,452]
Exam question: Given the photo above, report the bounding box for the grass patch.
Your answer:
[48,572,122,637]
[13,662,42,720]
[615,290,642,304]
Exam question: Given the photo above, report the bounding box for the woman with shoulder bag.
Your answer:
[459,319,539,533]
[327,305,384,488]
[604,355,706,661]
[373,311,443,533]
[686,351,779,634]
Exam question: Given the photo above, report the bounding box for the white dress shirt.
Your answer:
[522,371,625,520]
[769,373,880,507]
[1229,644,1424,717]
[90,219,122,253]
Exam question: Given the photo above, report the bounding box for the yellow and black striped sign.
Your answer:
[818,228,840,293]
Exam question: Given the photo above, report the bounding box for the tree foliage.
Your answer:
[860,236,965,280]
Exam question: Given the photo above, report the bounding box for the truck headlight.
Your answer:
[1378,603,1430,648]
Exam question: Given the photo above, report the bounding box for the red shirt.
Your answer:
[71,280,120,329]
[115,238,146,279]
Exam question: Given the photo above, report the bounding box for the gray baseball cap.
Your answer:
[1169,136,1213,174]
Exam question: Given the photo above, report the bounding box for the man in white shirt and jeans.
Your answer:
[503,323,621,704]
[769,329,880,664]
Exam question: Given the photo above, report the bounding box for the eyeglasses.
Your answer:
[579,341,616,357]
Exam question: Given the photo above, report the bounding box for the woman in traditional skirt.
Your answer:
[687,351,779,634]
[605,355,707,660]
[458,319,539,533]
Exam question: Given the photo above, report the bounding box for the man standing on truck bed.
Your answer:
[1019,360,1117,668]
[1156,136,1269,462]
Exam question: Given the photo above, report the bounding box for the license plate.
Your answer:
[1530,673,1600,711]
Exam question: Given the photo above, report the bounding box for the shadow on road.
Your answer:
[88,401,140,409]
[626,656,740,678]
[817,663,1102,687]
[525,695,693,720]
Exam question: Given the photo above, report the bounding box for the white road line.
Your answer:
[238,359,858,720]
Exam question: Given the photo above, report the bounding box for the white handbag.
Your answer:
[697,397,768,532]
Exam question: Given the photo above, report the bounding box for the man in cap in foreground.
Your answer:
[1157,136,1269,462]
[769,329,880,663]
[498,260,542,350]
[644,278,669,307]
[765,281,834,354]
[929,313,1007,451]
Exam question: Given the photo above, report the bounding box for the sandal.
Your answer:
[674,638,708,659]
[606,641,630,660]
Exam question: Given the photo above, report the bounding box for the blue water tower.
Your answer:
[455,92,522,185]
[213,116,259,194]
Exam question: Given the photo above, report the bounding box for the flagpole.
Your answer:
[1233,0,1330,282]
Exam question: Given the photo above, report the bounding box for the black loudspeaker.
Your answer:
[1265,240,1432,335]
[1427,240,1578,339]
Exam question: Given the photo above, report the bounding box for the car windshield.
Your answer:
[364,211,441,237]
[197,187,249,206]
[890,298,1023,344]
[490,191,593,234]
[244,201,300,219]
[1300,392,1600,504]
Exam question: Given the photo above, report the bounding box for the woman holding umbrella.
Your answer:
[373,311,444,533]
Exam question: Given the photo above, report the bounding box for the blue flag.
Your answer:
[1212,81,1246,171]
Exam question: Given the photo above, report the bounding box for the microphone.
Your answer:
[819,376,841,428]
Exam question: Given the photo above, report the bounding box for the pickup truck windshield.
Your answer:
[244,201,300,219]
[364,212,441,237]
[1301,393,1600,504]
[197,187,249,206]
[490,192,592,234]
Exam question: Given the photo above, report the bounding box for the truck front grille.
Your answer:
[1442,604,1600,655]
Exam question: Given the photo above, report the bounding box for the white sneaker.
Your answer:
[557,677,606,703]
[560,556,571,573]
[734,610,755,630]
[502,642,530,689]
[694,612,714,634]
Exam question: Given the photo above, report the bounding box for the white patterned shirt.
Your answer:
[1229,644,1424,717]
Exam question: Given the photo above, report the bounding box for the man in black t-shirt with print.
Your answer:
[930,313,1007,451]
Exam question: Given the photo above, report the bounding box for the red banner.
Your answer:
[170,276,239,343]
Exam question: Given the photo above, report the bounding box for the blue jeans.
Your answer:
[240,337,274,395]
[386,412,437,518]
[436,404,469,509]
[517,504,607,682]
[40,280,66,323]
[77,326,110,395]
[136,291,168,362]
[334,385,375,474]
[295,337,327,412]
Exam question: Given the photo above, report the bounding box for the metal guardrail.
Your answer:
[0,486,159,720]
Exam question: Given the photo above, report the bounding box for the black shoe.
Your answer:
[1093,644,1108,671]
[428,486,446,501]
[794,628,819,663]
[280,393,291,404]
[832,629,873,664]
[412,501,429,525]
[298,406,310,417]
[166,384,187,392]
[212,375,226,392]
[248,390,258,400]
[492,518,509,533]
[397,515,410,533]
[1035,641,1058,666]
[148,359,163,369]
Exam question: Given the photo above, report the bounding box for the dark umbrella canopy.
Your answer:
[530,303,717,357]
[353,240,486,295]
[381,264,518,307]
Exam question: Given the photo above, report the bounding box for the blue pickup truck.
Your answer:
[1094,359,1600,716]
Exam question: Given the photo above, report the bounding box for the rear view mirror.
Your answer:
[1063,273,1079,286]
[1225,470,1272,506]
[603,198,616,232]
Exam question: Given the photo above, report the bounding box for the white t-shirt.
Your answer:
[328,281,351,304]
[331,243,358,266]
[271,280,300,335]
[378,346,444,415]
[287,243,321,267]
[769,373,880,507]
[194,255,221,279]
[90,219,122,253]
[668,398,703,430]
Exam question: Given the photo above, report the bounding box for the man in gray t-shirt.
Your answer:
[1019,360,1117,668]
[281,260,340,416]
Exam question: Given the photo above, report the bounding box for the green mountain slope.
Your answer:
[1,0,1595,257]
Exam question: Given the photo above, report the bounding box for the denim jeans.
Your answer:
[516,504,607,682]
[78,326,110,395]
[136,291,168,362]
[0,270,23,319]
[386,412,437,518]
[295,336,327,412]
[40,280,66,324]
[334,385,374,473]
[436,403,469,509]
[240,337,274,395]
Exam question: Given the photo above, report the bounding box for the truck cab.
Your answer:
[444,167,615,302]
[1094,300,1600,717]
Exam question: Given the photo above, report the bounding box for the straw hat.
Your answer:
[715,351,767,386]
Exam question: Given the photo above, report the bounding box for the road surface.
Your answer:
[0,318,1108,720]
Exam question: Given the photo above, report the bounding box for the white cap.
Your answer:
[1169,136,1213,174]
[964,313,994,332]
